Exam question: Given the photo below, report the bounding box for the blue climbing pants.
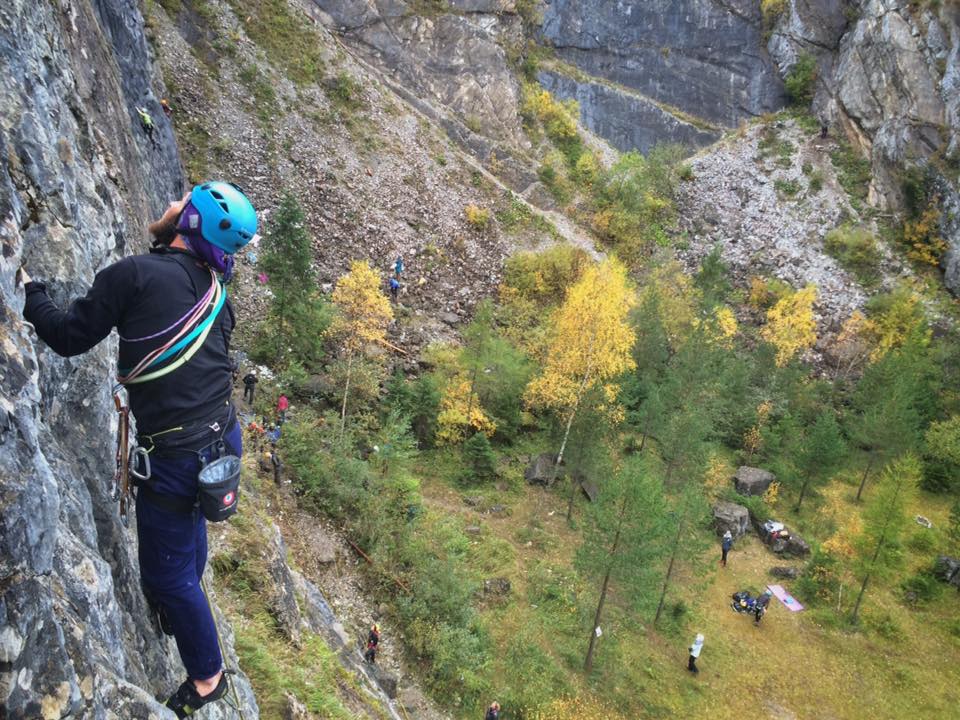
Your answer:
[135,422,242,680]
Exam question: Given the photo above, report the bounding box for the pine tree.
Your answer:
[258,194,330,368]
[850,454,919,623]
[794,411,846,511]
[462,432,497,484]
[578,457,670,672]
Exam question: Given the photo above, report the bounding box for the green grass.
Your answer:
[824,224,882,287]
[238,64,279,125]
[774,178,802,197]
[226,0,325,85]
[830,140,872,210]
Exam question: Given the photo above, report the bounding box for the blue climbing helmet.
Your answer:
[188,181,258,254]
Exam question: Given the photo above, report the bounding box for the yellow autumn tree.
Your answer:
[760,284,817,366]
[860,285,928,361]
[524,258,636,497]
[435,375,496,445]
[329,260,394,439]
[637,261,699,350]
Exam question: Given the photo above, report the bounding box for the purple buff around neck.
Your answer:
[176,201,235,280]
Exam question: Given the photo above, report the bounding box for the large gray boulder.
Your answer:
[369,664,399,699]
[525,452,560,486]
[712,501,751,539]
[734,466,776,496]
[934,556,960,588]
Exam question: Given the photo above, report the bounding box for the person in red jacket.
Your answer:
[276,393,289,424]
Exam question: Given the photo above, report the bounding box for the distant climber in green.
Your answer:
[20,181,259,717]
[136,106,156,145]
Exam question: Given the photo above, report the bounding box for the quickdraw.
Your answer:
[112,386,135,526]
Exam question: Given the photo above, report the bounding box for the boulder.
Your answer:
[464,525,483,535]
[769,566,801,580]
[734,466,775,496]
[483,577,511,596]
[525,453,560,486]
[712,501,750,539]
[934,556,960,587]
[579,475,599,503]
[785,534,811,557]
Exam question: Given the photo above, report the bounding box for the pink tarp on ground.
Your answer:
[768,584,804,612]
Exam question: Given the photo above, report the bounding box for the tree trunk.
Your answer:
[583,564,611,673]
[850,572,870,623]
[795,478,810,512]
[584,495,627,673]
[339,353,354,443]
[856,452,875,502]
[463,362,479,445]
[654,522,683,624]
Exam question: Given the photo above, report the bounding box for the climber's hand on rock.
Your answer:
[159,192,191,226]
[17,267,32,286]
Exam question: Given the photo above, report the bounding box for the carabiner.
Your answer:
[130,446,152,481]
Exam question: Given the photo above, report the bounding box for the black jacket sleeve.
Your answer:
[23,258,139,357]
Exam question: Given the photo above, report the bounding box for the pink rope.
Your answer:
[119,280,216,342]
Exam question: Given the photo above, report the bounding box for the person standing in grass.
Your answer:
[721,530,733,567]
[688,633,704,673]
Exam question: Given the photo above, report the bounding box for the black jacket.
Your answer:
[24,247,235,436]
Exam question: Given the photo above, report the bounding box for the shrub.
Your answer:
[761,0,787,33]
[501,245,590,307]
[795,550,842,606]
[748,275,793,310]
[901,203,947,267]
[808,170,823,193]
[461,432,498,484]
[824,224,881,284]
[326,71,362,109]
[785,53,818,106]
[521,85,582,163]
[830,141,872,208]
[774,178,801,197]
[464,204,491,230]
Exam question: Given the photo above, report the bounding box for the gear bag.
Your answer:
[197,448,240,522]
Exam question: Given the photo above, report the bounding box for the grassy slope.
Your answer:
[413,442,960,719]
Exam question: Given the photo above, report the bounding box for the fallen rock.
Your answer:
[525,453,560,486]
[734,466,775,496]
[934,556,960,587]
[464,525,482,535]
[439,311,461,326]
[487,504,507,516]
[463,496,483,507]
[769,566,801,580]
[785,534,811,557]
[578,475,599,502]
[483,577,511,596]
[712,500,751,539]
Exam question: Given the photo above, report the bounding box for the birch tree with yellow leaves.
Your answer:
[330,260,394,440]
[761,284,818,366]
[524,258,636,517]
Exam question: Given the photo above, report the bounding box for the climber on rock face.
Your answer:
[20,181,259,718]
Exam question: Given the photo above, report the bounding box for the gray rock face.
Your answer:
[0,0,253,716]
[314,0,523,142]
[734,466,776,496]
[541,0,786,127]
[538,70,721,154]
[770,0,960,294]
[712,501,751,539]
[769,566,801,580]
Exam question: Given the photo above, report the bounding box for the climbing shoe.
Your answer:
[165,673,228,718]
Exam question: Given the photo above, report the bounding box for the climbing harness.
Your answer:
[112,387,137,526]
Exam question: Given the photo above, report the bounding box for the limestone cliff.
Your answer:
[0,0,256,716]
[767,0,960,293]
